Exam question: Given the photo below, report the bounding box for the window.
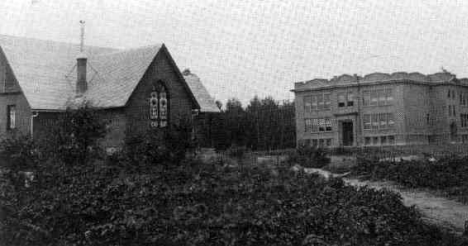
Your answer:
[306,118,332,132]
[304,96,312,112]
[372,137,379,145]
[453,105,456,116]
[347,92,354,106]
[311,95,318,111]
[318,118,326,132]
[364,137,371,145]
[338,93,346,107]
[307,93,330,111]
[365,88,393,106]
[448,105,452,116]
[364,113,395,130]
[363,114,371,130]
[325,118,332,131]
[362,91,370,106]
[387,113,395,128]
[312,139,318,147]
[370,90,378,106]
[305,119,312,132]
[379,113,387,129]
[380,136,387,145]
[324,93,331,110]
[448,89,451,99]
[461,114,468,128]
[319,139,324,147]
[326,138,332,147]
[149,82,169,128]
[385,88,393,104]
[377,89,386,106]
[317,94,324,110]
[7,105,15,130]
[388,136,395,145]
[371,114,379,129]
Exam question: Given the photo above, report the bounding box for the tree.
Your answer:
[40,104,107,165]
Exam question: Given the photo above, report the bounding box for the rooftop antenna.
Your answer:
[79,20,85,52]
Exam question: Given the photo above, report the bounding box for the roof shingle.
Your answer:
[0,35,217,112]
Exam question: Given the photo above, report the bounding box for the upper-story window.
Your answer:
[347,92,354,106]
[338,93,346,107]
[149,81,169,128]
[363,88,393,107]
[338,91,354,108]
[363,113,394,130]
[304,92,331,112]
[448,89,456,100]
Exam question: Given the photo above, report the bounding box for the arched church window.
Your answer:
[149,81,169,128]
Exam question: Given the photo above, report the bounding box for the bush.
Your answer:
[1,159,466,245]
[352,155,468,203]
[120,117,196,169]
[0,135,39,171]
[288,145,330,168]
[40,105,107,165]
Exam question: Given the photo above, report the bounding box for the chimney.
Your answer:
[76,20,87,95]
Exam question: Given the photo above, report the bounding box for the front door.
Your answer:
[342,121,354,146]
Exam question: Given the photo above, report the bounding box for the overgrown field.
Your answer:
[1,107,468,245]
[2,159,468,245]
[352,155,468,204]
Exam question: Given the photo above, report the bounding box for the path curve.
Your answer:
[304,168,468,234]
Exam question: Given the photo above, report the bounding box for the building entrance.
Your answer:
[342,121,354,146]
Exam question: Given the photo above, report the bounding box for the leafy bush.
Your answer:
[288,145,330,168]
[0,135,39,171]
[352,155,468,203]
[40,105,107,165]
[121,117,195,169]
[1,159,466,246]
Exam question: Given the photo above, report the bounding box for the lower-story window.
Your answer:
[7,105,16,130]
[308,138,333,147]
[364,135,395,146]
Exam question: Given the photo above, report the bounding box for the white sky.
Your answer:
[1,0,468,105]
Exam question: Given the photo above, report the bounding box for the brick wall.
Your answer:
[124,48,195,137]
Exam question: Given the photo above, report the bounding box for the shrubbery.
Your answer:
[352,155,468,203]
[288,145,330,168]
[1,107,467,245]
[40,106,107,165]
[2,159,466,245]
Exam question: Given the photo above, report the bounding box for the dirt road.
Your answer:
[305,168,468,234]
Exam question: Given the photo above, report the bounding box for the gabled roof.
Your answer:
[182,70,220,113]
[0,35,206,111]
[0,34,115,110]
[83,45,163,108]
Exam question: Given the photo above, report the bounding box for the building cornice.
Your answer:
[291,79,468,93]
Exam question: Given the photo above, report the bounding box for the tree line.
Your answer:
[207,96,296,151]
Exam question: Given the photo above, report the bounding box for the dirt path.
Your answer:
[304,168,468,234]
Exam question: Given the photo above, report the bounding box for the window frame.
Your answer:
[149,81,169,128]
[338,93,346,107]
[7,104,16,130]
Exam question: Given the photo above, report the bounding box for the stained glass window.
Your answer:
[149,82,169,128]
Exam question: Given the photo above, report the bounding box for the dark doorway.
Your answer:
[342,121,354,146]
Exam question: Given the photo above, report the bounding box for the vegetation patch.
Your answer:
[352,155,468,204]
